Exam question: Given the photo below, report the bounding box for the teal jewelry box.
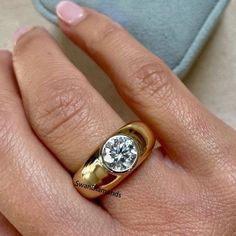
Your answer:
[32,0,230,78]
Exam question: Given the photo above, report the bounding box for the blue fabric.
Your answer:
[32,0,229,78]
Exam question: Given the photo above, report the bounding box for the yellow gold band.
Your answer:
[73,121,155,199]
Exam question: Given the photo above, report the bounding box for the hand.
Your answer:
[0,2,235,235]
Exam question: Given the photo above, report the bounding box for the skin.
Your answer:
[0,6,236,236]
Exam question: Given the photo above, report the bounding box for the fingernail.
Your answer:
[13,26,33,45]
[56,1,86,25]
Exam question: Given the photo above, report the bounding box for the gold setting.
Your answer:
[73,121,155,199]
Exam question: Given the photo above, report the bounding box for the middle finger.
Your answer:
[13,27,124,173]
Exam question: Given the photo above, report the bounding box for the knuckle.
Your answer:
[122,61,173,105]
[86,20,123,53]
[31,79,91,138]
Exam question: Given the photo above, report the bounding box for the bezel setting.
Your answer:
[100,134,139,173]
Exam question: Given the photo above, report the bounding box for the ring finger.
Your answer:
[13,27,124,173]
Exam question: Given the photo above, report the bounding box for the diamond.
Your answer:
[101,135,138,173]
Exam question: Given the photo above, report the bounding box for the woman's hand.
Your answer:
[0,2,235,235]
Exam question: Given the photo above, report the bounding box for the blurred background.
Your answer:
[0,0,235,128]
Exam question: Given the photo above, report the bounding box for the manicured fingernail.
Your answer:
[56,1,86,25]
[13,26,33,45]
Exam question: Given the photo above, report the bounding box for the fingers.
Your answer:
[0,51,113,235]
[13,27,124,173]
[11,23,192,231]
[56,2,236,173]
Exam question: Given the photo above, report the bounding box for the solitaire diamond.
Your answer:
[101,135,138,173]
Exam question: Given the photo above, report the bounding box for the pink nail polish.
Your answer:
[56,1,86,25]
[13,26,33,45]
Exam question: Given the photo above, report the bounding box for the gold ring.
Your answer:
[73,121,155,199]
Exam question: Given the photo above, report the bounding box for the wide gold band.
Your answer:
[73,121,155,199]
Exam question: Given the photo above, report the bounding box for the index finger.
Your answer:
[56,1,236,172]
